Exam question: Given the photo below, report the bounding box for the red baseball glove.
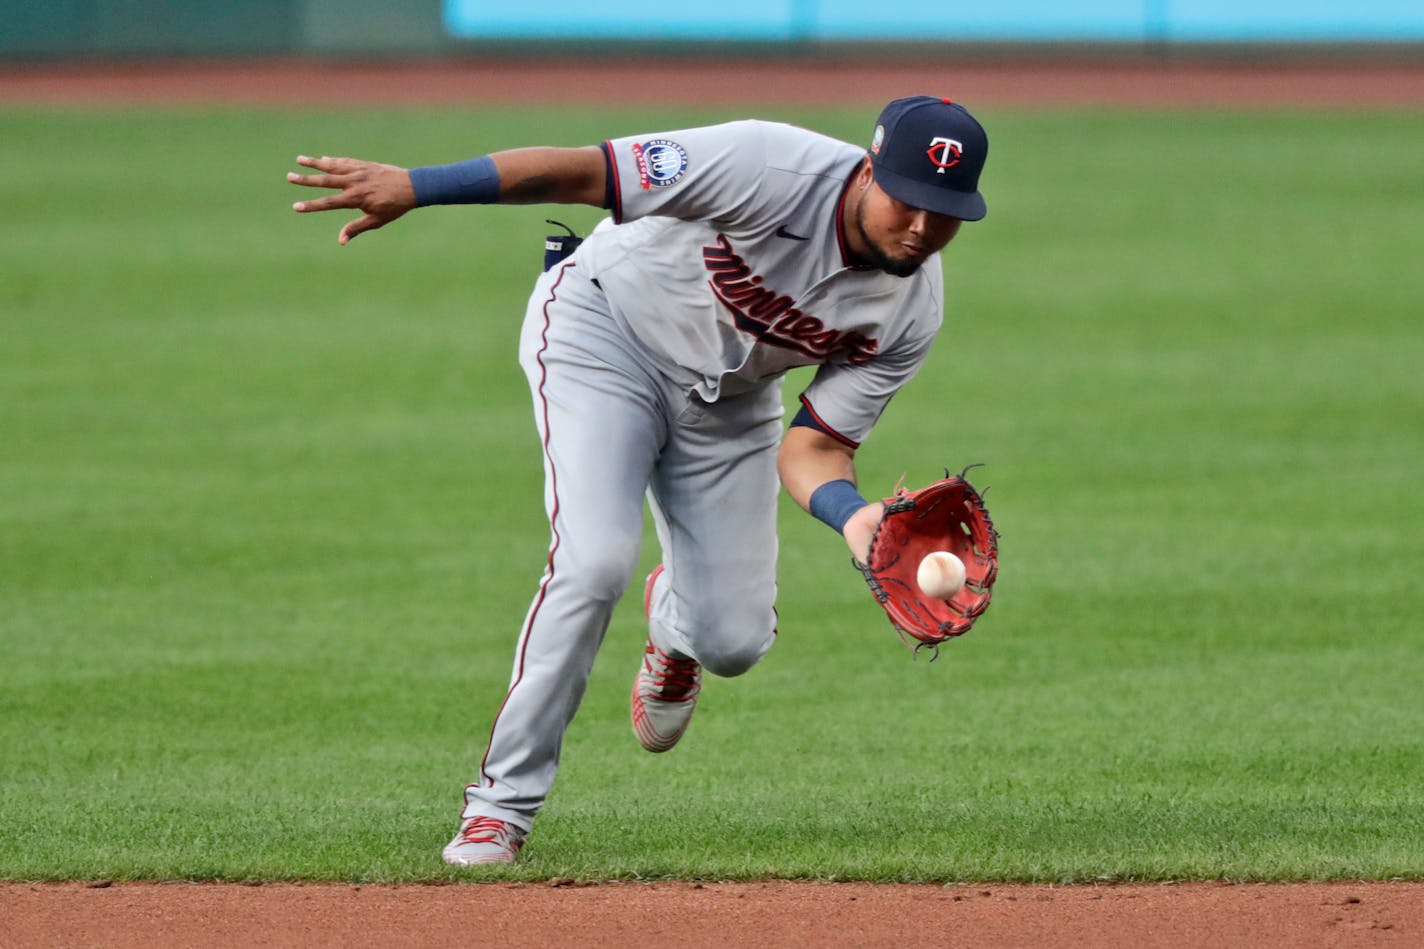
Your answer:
[855,467,999,657]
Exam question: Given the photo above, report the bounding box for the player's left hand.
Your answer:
[841,501,885,564]
[288,155,417,245]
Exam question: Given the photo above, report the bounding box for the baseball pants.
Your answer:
[460,260,782,829]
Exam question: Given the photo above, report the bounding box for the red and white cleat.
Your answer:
[441,816,526,866]
[632,566,702,753]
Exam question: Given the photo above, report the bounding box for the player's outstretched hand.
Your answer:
[288,155,417,245]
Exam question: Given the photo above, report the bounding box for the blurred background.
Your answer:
[2,0,1423,59]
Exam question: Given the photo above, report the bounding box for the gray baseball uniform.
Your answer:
[463,119,946,830]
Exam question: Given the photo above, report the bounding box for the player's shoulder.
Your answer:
[741,121,863,181]
[749,119,857,151]
[698,118,852,149]
[655,118,859,173]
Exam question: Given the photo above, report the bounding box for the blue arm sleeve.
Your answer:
[408,155,500,207]
[808,480,869,534]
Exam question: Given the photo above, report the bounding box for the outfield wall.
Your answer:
[0,0,444,57]
[450,0,1424,43]
[2,0,1421,58]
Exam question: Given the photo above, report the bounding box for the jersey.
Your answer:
[573,119,946,447]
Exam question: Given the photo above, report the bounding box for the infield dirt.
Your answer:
[4,879,1423,947]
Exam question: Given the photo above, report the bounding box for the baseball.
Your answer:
[917,551,966,599]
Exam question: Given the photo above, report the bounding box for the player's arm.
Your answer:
[288,146,607,245]
[778,424,884,564]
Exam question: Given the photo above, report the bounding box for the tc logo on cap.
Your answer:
[927,137,963,173]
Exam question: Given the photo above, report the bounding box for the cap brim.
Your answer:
[874,164,986,222]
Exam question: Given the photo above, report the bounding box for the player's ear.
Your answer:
[857,156,875,188]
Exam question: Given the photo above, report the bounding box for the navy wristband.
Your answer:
[408,155,500,207]
[808,479,869,534]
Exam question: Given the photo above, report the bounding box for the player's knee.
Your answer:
[698,631,774,677]
[555,539,640,604]
[693,611,776,678]
[668,580,777,676]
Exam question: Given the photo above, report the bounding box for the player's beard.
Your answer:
[852,191,923,278]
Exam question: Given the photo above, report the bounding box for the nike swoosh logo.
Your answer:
[774,225,808,241]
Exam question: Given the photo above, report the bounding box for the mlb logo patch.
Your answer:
[632,139,688,190]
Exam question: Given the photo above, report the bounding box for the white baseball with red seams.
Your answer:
[917,551,966,599]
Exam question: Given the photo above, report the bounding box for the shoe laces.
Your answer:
[643,642,700,701]
[457,817,515,845]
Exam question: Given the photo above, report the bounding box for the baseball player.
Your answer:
[288,96,989,865]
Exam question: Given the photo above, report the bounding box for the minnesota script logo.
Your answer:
[702,235,878,364]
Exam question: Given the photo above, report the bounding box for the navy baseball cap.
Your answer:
[869,96,988,221]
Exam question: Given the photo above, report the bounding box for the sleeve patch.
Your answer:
[633,139,688,190]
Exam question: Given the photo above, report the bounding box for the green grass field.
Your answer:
[3,105,1421,883]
